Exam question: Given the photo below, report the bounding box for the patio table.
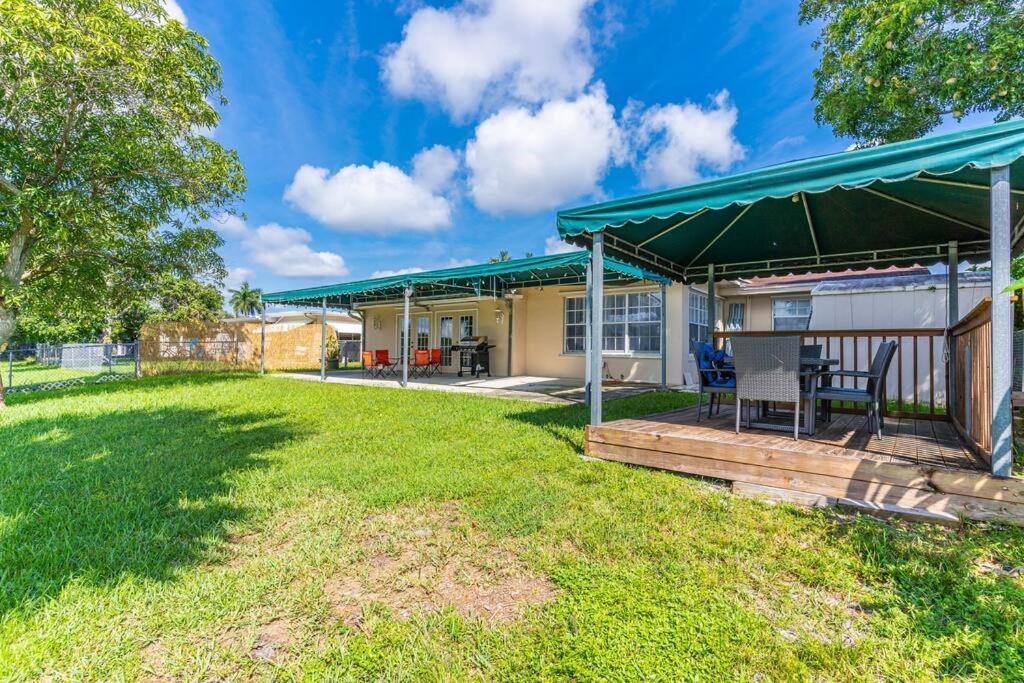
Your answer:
[750,357,838,435]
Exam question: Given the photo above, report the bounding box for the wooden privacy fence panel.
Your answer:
[948,298,993,464]
[140,321,257,374]
[713,328,947,418]
[140,319,342,374]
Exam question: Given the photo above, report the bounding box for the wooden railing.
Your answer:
[712,328,948,418]
[948,298,992,464]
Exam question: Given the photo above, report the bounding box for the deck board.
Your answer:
[586,403,1024,526]
[647,404,978,471]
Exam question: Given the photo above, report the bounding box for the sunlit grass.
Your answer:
[1,374,1021,680]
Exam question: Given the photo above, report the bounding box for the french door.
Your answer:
[396,315,431,358]
[436,312,474,373]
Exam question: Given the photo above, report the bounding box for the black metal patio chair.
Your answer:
[814,341,897,438]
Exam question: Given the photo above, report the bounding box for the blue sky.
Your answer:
[173,0,986,295]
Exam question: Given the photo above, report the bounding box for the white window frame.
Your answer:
[562,289,663,356]
[771,296,812,331]
[688,289,723,353]
[725,302,745,331]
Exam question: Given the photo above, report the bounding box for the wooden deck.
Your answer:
[586,404,1024,526]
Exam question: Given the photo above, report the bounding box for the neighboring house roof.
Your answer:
[812,270,991,295]
[739,265,928,288]
[717,266,930,297]
[223,310,362,335]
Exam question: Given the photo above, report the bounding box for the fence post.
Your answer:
[134,341,141,378]
[7,349,12,390]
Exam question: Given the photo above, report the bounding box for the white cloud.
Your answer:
[224,266,254,290]
[770,135,806,153]
[412,145,460,193]
[633,90,745,188]
[242,224,349,278]
[162,0,188,26]
[211,214,249,237]
[371,266,426,279]
[284,153,453,233]
[370,257,477,279]
[382,0,595,119]
[212,216,349,279]
[544,236,582,255]
[466,86,624,215]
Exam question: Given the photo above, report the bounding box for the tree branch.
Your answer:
[0,177,20,196]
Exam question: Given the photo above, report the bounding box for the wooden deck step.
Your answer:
[586,407,1024,527]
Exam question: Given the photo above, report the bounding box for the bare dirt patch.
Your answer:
[215,616,296,666]
[247,618,294,663]
[140,640,172,681]
[325,502,555,626]
[739,581,871,648]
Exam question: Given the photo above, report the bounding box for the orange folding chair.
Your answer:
[375,349,399,376]
[411,349,431,378]
[362,351,382,378]
[428,348,443,376]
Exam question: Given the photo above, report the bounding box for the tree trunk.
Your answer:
[0,305,13,409]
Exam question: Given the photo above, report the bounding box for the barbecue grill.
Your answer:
[455,336,495,377]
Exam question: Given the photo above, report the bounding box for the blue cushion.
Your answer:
[708,377,736,388]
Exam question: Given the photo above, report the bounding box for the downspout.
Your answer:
[350,308,366,368]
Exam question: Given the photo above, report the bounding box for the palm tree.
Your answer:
[229,282,263,317]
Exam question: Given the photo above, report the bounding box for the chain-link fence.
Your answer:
[3,342,139,394]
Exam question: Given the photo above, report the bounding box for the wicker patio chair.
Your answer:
[815,341,897,438]
[732,336,806,440]
[690,339,735,421]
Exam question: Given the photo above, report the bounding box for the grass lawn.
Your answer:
[1,374,1023,680]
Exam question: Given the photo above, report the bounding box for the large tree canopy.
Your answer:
[801,0,1024,142]
[0,0,245,402]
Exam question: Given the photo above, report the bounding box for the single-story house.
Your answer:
[263,252,993,396]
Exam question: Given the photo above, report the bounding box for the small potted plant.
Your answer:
[325,334,340,370]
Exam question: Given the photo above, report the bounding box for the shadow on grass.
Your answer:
[830,520,1024,678]
[0,403,298,617]
[507,390,698,454]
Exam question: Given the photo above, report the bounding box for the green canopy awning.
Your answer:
[262,251,668,308]
[557,119,1024,282]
